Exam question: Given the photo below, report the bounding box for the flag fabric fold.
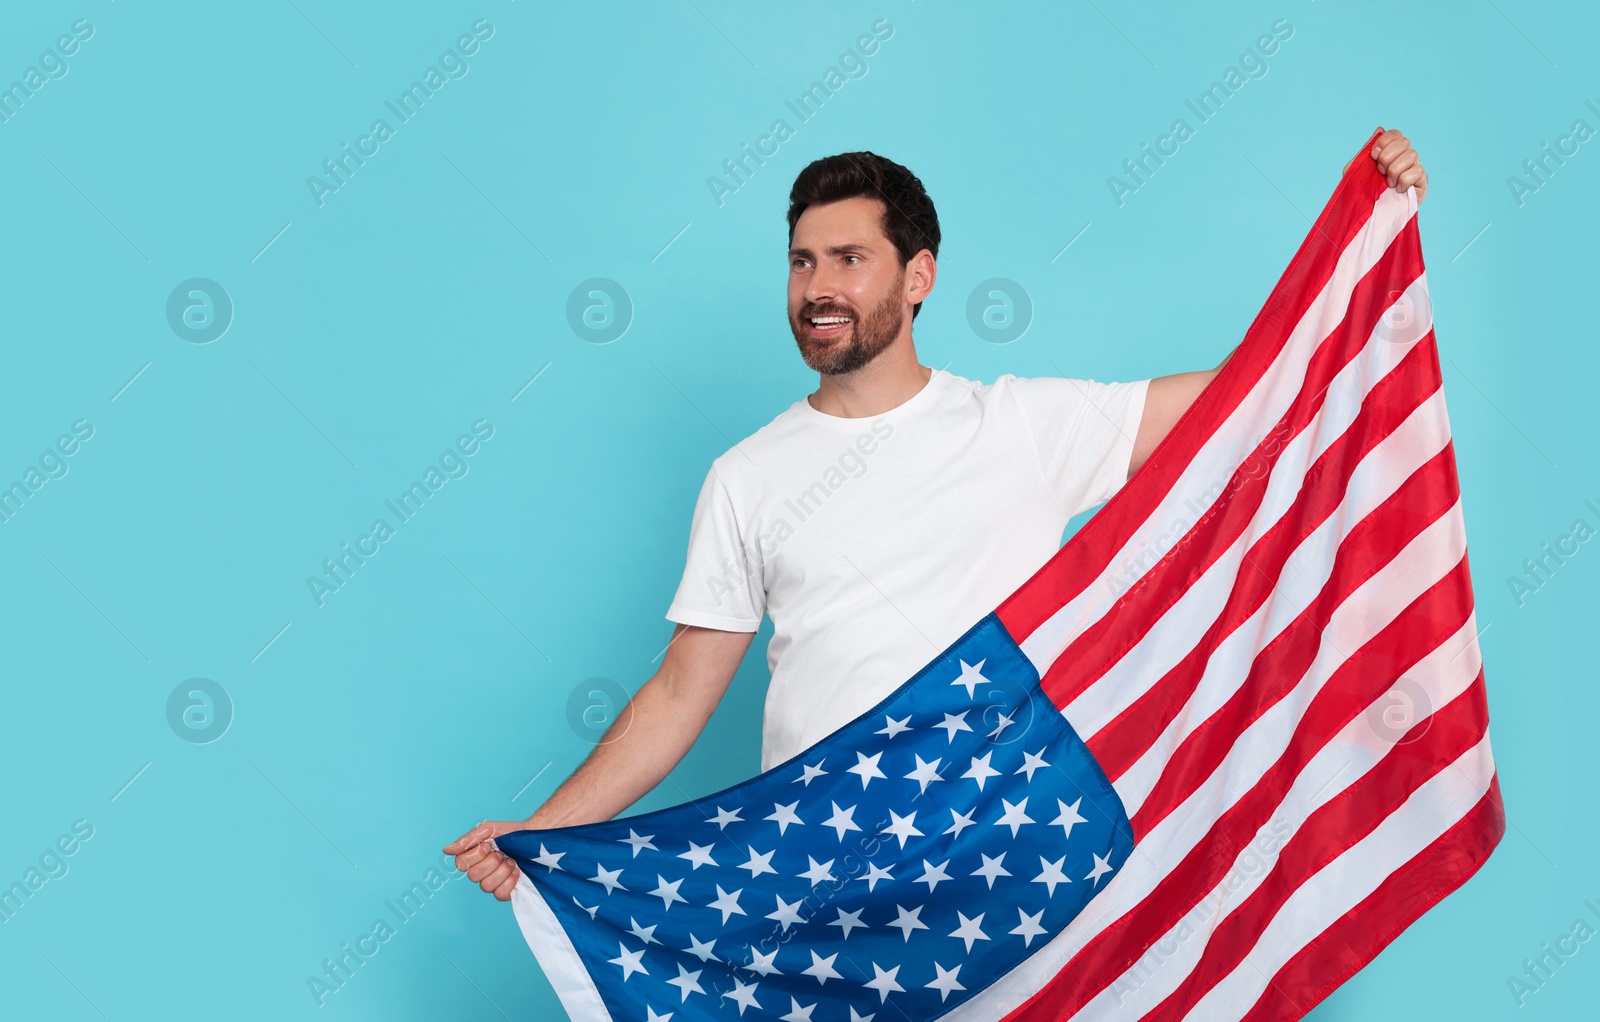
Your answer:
[494,128,1504,1021]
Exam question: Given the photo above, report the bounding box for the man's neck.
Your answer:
[806,344,932,419]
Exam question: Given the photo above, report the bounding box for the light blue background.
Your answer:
[0,1,1591,1019]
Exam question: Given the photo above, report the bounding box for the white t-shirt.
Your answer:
[665,367,1149,772]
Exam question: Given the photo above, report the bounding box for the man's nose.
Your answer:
[804,268,839,307]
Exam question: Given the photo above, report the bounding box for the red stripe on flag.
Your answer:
[996,132,1397,645]
[1132,548,1472,838]
[1087,340,1446,782]
[1142,671,1492,1022]
[1038,226,1426,712]
[1000,557,1476,1022]
[1237,774,1505,1022]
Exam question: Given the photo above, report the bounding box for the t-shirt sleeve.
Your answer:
[1007,375,1151,516]
[665,463,765,632]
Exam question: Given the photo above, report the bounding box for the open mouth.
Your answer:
[805,313,853,338]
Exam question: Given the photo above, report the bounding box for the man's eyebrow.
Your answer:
[788,243,873,258]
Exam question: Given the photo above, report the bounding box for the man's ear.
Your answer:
[906,249,936,309]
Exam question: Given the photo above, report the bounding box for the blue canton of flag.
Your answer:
[496,612,1134,1021]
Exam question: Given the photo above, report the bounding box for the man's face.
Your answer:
[787,196,908,376]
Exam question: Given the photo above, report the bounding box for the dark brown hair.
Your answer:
[787,152,941,319]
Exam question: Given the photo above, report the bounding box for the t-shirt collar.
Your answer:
[792,366,952,430]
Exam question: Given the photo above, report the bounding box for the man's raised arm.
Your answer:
[1129,362,1224,478]
[443,621,755,901]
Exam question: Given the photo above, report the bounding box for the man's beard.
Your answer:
[790,276,906,376]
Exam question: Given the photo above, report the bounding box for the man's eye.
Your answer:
[844,255,860,265]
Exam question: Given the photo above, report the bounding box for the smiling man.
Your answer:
[446,128,1429,901]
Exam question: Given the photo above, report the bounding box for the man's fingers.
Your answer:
[1384,149,1419,181]
[1375,137,1411,172]
[467,848,507,884]
[443,821,494,854]
[451,848,487,875]
[444,818,537,900]
[492,871,520,902]
[451,839,496,872]
[478,857,519,894]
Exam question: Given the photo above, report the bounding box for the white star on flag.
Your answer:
[986,708,1018,739]
[619,829,657,856]
[663,963,703,1002]
[531,843,564,871]
[949,658,989,698]
[801,949,843,985]
[765,894,808,932]
[886,904,928,942]
[971,851,1011,889]
[926,962,967,1002]
[1011,907,1047,948]
[648,875,687,911]
[913,858,952,892]
[736,846,776,878]
[780,996,817,1022]
[626,917,660,945]
[993,796,1034,837]
[859,861,893,891]
[962,751,1001,790]
[1032,854,1071,897]
[705,885,745,923]
[1085,850,1115,887]
[943,806,977,838]
[588,863,625,894]
[705,806,742,830]
[1049,796,1088,841]
[796,855,835,885]
[677,841,717,870]
[845,750,886,788]
[864,963,904,1003]
[934,710,972,742]
[742,947,781,977]
[880,809,923,848]
[1014,747,1050,780]
[723,978,761,1015]
[606,942,647,981]
[902,754,944,795]
[874,714,911,739]
[821,801,861,840]
[827,906,868,939]
[766,800,804,834]
[949,911,990,953]
[793,759,828,785]
[682,934,719,963]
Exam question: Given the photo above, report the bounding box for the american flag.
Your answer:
[494,128,1504,1021]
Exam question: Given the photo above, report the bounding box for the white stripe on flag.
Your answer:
[1124,505,1467,862]
[1017,186,1417,677]
[1108,389,1453,814]
[509,872,613,1021]
[1067,314,1441,749]
[1185,732,1496,1022]
[1071,612,1485,1021]
[942,502,1466,1020]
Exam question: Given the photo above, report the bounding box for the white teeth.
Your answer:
[811,316,850,325]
